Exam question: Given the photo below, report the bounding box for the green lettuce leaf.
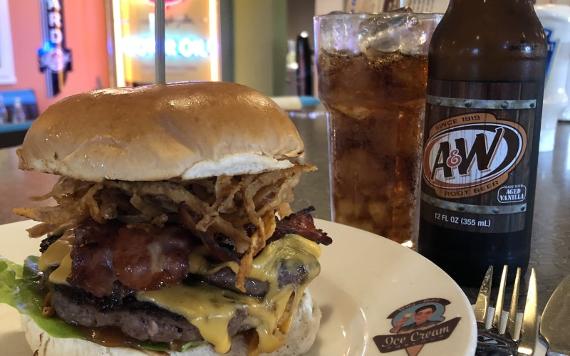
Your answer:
[0,256,84,339]
[0,256,205,352]
[0,257,23,307]
[180,341,205,351]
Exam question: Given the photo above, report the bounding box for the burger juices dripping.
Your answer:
[14,166,332,353]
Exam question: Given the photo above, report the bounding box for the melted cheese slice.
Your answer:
[48,254,72,285]
[39,234,73,285]
[137,283,239,353]
[188,233,321,283]
[140,235,321,354]
[41,234,321,354]
[39,234,72,271]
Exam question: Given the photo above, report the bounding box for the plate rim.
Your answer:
[314,218,477,356]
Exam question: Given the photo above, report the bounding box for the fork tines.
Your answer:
[475,265,538,356]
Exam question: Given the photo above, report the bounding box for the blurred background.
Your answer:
[0,0,568,147]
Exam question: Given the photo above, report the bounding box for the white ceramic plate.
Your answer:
[0,219,477,356]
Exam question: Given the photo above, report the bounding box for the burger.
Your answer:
[11,82,332,355]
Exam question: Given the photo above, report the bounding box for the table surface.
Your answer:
[0,116,568,311]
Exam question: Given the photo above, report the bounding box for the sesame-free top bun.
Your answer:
[17,82,304,182]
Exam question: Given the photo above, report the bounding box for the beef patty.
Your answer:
[48,259,308,344]
[202,262,308,297]
[51,285,248,343]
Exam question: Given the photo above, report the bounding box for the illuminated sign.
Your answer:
[147,0,184,6]
[122,35,211,59]
[37,0,72,97]
[112,0,219,86]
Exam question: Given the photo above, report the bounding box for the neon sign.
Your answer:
[37,0,72,97]
[122,35,211,59]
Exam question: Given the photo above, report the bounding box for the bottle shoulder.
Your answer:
[428,13,547,81]
[430,14,547,58]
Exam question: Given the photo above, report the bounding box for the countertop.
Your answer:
[0,115,568,310]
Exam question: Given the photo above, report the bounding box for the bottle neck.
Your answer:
[429,0,547,81]
[447,0,534,12]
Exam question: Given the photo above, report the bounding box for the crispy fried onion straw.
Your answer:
[13,165,312,290]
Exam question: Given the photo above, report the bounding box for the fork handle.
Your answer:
[476,327,517,356]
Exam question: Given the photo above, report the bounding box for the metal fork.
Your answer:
[474,266,538,356]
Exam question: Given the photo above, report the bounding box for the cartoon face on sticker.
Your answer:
[373,298,461,356]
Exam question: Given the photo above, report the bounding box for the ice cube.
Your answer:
[399,16,428,55]
[400,16,440,55]
[358,14,417,54]
[317,13,362,53]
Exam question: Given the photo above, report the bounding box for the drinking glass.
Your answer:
[315,13,441,244]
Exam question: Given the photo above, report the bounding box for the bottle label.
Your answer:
[421,81,540,233]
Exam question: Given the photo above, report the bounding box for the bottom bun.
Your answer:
[23,290,321,356]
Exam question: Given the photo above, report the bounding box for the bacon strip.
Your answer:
[63,206,330,297]
[113,227,192,290]
[68,221,193,297]
[272,207,333,245]
[69,222,117,298]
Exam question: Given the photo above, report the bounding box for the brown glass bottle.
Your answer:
[418,0,547,286]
